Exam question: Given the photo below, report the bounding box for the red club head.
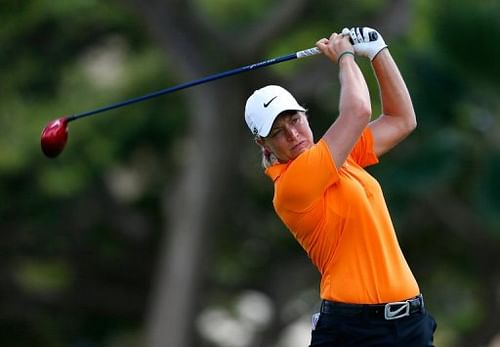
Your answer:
[40,117,69,158]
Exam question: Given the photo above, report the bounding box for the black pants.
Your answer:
[309,298,437,347]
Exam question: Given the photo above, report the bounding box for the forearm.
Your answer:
[348,27,416,155]
[371,49,416,129]
[322,55,371,167]
[316,31,372,167]
[338,55,371,120]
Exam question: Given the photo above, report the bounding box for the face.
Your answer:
[257,111,314,162]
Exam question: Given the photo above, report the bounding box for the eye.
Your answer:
[291,115,301,123]
[269,128,282,138]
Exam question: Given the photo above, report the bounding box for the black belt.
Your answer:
[320,294,425,320]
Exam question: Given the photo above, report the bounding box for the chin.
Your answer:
[291,144,309,158]
[299,141,313,151]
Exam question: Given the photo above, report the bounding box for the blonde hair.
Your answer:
[260,146,279,169]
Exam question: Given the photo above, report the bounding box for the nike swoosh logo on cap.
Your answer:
[263,96,277,108]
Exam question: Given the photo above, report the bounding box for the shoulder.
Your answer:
[272,141,339,213]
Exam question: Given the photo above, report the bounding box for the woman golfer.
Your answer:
[244,27,436,346]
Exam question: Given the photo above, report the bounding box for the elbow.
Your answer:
[406,112,417,134]
[410,119,417,132]
[362,104,373,122]
[399,112,417,138]
[352,99,372,124]
[359,104,373,126]
[339,95,372,126]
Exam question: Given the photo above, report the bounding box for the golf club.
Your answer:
[40,46,323,158]
[41,27,364,158]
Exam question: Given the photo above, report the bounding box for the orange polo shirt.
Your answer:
[265,128,419,304]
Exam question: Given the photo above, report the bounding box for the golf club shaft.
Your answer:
[67,47,321,122]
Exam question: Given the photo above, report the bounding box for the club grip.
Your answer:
[296,47,321,59]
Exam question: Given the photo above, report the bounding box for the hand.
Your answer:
[344,27,387,61]
[316,32,354,64]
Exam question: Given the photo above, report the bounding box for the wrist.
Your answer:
[369,45,388,61]
[337,51,355,64]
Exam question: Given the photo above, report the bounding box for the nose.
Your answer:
[285,126,299,141]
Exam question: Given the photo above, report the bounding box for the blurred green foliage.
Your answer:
[0,0,499,346]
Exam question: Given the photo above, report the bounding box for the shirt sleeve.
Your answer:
[350,128,379,168]
[275,140,338,213]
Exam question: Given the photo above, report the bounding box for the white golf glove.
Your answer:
[343,27,387,61]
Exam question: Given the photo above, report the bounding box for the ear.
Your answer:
[255,137,265,147]
[255,137,272,156]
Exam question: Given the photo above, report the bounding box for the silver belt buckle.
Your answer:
[384,301,410,320]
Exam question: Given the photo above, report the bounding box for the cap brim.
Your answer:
[259,106,306,137]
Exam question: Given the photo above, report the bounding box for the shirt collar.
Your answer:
[265,162,290,182]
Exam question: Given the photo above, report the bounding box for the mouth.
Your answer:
[292,140,308,153]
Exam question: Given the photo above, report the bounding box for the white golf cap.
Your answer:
[245,85,306,137]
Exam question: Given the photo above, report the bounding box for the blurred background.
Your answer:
[1,0,499,346]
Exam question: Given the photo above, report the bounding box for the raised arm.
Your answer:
[316,32,372,168]
[368,49,417,156]
[348,27,417,157]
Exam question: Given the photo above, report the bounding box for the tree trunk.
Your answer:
[146,84,238,347]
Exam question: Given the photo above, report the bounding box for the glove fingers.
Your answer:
[349,29,357,44]
[354,27,362,43]
[342,27,355,45]
[349,27,361,44]
[351,27,378,43]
